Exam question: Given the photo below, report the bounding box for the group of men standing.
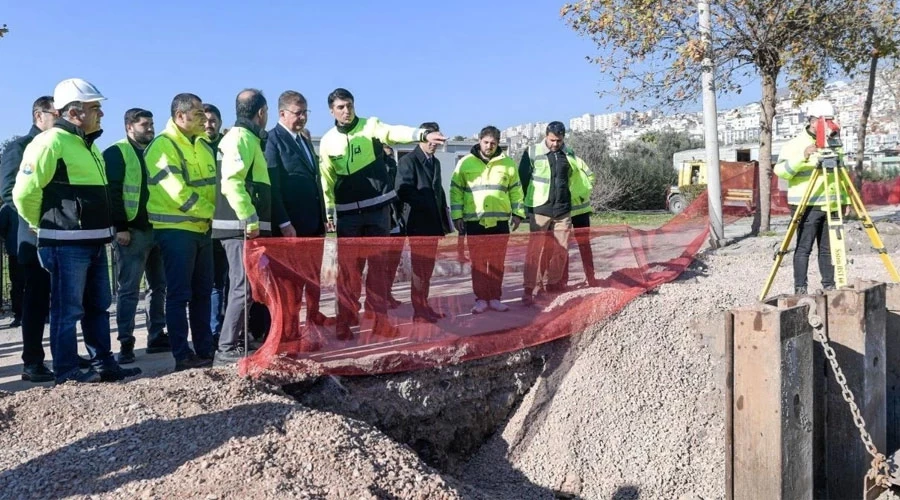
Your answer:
[1,77,599,385]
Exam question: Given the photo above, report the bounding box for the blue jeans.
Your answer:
[210,239,228,335]
[39,244,113,382]
[114,227,166,346]
[155,229,214,361]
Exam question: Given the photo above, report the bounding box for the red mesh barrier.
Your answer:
[239,164,900,380]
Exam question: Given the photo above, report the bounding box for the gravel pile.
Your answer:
[2,217,898,499]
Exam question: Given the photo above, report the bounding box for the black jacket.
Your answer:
[103,138,151,232]
[0,126,41,257]
[265,124,327,237]
[397,146,452,236]
[0,204,18,256]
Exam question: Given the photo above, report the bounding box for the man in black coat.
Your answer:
[396,122,453,323]
[0,202,23,329]
[266,90,334,326]
[0,96,57,382]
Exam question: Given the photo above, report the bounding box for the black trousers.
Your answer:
[8,251,24,321]
[465,221,510,301]
[20,243,50,366]
[409,237,439,313]
[793,206,834,289]
[336,207,391,324]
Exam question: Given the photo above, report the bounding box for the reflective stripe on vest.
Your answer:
[149,213,208,224]
[211,219,272,231]
[525,144,578,208]
[335,190,397,213]
[38,227,114,241]
[114,140,143,221]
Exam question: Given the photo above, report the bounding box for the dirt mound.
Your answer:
[0,369,469,499]
[460,238,897,499]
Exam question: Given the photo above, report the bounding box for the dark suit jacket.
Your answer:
[0,126,41,260]
[396,146,452,236]
[265,124,327,237]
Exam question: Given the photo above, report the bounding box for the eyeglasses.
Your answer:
[284,108,310,116]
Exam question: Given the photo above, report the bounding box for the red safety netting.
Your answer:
[239,163,900,380]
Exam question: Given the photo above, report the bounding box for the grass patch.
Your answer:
[591,211,674,227]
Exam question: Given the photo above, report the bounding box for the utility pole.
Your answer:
[699,0,725,248]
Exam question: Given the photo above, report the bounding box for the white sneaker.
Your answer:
[488,299,509,312]
[471,300,489,314]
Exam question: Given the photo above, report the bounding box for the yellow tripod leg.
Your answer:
[759,168,821,301]
[839,168,900,282]
[823,167,848,288]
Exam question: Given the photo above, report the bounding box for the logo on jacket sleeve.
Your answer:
[21,163,33,175]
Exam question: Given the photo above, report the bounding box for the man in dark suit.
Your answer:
[0,96,57,382]
[266,90,334,326]
[396,122,453,323]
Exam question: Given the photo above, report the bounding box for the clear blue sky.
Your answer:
[1,0,760,148]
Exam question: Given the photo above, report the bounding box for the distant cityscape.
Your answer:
[497,71,900,158]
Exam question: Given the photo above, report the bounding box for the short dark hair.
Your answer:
[124,108,153,126]
[278,90,307,111]
[478,126,501,141]
[203,103,221,122]
[546,121,566,136]
[31,96,54,123]
[419,122,440,134]
[171,93,202,119]
[235,88,267,121]
[327,88,354,108]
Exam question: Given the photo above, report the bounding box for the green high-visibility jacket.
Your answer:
[144,119,217,233]
[212,120,272,238]
[111,138,144,223]
[320,116,427,220]
[12,121,114,246]
[774,130,848,209]
[450,148,525,228]
[523,142,594,215]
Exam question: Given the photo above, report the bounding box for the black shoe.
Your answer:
[794,286,808,295]
[336,323,354,341]
[98,363,142,382]
[387,296,401,309]
[174,353,213,372]
[213,348,246,367]
[9,318,21,329]
[55,368,101,385]
[77,356,92,369]
[21,363,54,383]
[117,341,136,365]
[823,285,836,291]
[373,316,401,338]
[308,311,336,326]
[545,283,568,294]
[426,307,445,319]
[146,333,172,354]
[413,309,440,323]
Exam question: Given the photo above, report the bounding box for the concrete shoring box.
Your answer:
[882,282,900,455]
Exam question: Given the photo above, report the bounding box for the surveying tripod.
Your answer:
[759,121,900,301]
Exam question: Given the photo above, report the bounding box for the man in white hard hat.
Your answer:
[774,99,848,294]
[13,78,141,384]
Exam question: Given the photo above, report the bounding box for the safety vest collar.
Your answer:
[335,116,361,134]
[53,119,103,148]
[233,118,267,141]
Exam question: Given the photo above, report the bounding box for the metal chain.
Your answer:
[798,298,894,492]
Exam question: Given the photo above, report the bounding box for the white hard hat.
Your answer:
[52,78,106,110]
[804,100,835,118]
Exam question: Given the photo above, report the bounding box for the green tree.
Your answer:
[562,0,859,231]
[0,24,8,38]
[451,135,467,141]
[830,0,900,177]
